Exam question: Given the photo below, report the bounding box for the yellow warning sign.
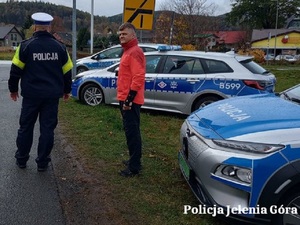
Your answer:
[123,0,155,30]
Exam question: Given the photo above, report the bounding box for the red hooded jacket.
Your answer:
[117,38,146,105]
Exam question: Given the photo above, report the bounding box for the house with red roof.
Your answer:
[194,31,247,51]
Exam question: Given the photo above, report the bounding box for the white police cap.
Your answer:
[31,12,53,25]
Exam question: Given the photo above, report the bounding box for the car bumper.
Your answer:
[71,80,80,99]
[178,150,271,225]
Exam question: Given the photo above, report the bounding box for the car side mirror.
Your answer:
[115,67,119,77]
[91,55,99,60]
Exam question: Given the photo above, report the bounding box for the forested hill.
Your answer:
[0,1,121,31]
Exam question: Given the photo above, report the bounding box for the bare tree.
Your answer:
[172,0,216,16]
[156,0,219,47]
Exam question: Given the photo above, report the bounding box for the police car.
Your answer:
[178,84,300,225]
[75,43,182,74]
[72,50,276,115]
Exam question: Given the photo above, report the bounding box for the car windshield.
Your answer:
[240,59,269,75]
[281,85,300,104]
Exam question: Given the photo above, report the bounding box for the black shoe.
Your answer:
[37,165,48,172]
[122,160,143,170]
[119,168,139,177]
[122,160,129,166]
[16,161,26,169]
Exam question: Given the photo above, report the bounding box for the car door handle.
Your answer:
[186,79,200,83]
[145,78,155,82]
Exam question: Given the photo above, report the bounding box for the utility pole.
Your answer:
[274,0,279,56]
[90,0,94,54]
[72,0,77,77]
[169,11,175,45]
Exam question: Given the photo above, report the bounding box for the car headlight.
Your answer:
[212,139,284,154]
[214,165,252,184]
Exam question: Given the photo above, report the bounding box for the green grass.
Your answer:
[58,64,300,225]
[58,103,224,225]
[0,51,14,60]
[264,64,300,91]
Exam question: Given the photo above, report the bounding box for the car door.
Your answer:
[143,55,162,107]
[153,55,206,113]
[102,55,160,106]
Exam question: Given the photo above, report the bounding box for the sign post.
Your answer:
[123,0,155,30]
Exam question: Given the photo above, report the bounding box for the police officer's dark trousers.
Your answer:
[119,102,142,173]
[15,97,59,167]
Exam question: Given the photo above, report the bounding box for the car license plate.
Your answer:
[179,152,190,179]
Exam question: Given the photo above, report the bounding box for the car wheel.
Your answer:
[193,96,221,111]
[77,66,88,74]
[80,84,104,106]
[272,191,300,225]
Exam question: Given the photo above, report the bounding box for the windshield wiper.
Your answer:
[282,92,291,101]
[283,92,300,104]
[290,98,300,104]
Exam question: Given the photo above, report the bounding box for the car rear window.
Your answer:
[202,59,233,73]
[240,59,268,75]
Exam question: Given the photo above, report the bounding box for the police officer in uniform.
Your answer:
[8,12,73,171]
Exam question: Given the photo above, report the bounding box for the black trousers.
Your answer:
[15,97,59,167]
[119,101,142,172]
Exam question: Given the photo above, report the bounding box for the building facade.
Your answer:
[251,29,300,56]
[0,25,23,49]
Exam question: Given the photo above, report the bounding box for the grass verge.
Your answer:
[58,101,225,225]
[0,51,14,60]
[58,64,300,225]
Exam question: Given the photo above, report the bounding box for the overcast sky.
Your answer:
[0,0,232,17]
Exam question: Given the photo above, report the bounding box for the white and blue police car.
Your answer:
[72,50,276,115]
[179,84,300,224]
[75,43,182,74]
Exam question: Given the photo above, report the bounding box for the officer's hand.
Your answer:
[123,102,132,111]
[10,92,19,101]
[63,93,70,102]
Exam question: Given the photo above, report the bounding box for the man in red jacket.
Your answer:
[117,22,146,177]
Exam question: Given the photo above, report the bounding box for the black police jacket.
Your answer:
[8,31,73,98]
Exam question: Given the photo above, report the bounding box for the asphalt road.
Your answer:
[0,61,65,225]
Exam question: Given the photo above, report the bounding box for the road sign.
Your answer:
[123,0,155,30]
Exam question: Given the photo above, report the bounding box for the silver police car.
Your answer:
[72,50,276,114]
[75,43,182,74]
[179,84,300,224]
